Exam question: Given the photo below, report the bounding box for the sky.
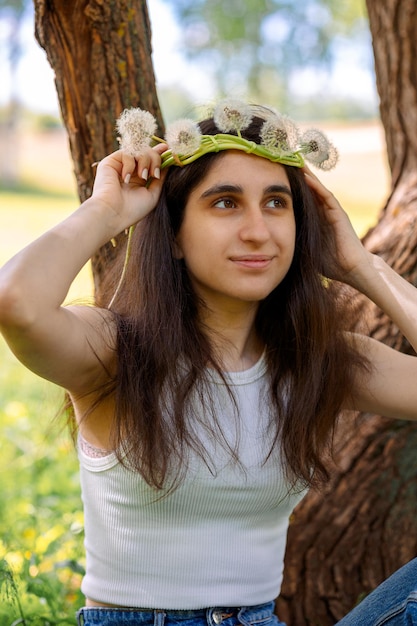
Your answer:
[0,0,377,116]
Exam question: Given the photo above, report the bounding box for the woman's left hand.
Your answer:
[303,165,373,287]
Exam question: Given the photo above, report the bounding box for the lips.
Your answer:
[230,255,274,269]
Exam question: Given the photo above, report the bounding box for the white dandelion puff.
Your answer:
[300,128,339,171]
[260,115,300,154]
[165,119,202,156]
[213,99,253,134]
[315,143,339,170]
[116,108,157,157]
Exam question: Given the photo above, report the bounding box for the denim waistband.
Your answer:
[76,601,279,626]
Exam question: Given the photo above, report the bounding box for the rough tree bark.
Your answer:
[276,1,417,624]
[33,0,164,293]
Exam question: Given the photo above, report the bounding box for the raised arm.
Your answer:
[304,167,417,420]
[0,146,166,395]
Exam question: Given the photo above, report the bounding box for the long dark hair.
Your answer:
[95,112,370,491]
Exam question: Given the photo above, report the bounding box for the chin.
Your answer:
[234,288,276,303]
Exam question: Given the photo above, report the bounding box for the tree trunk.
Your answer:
[33,0,164,293]
[277,1,417,624]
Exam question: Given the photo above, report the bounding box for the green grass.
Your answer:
[0,190,94,303]
[0,188,88,623]
[0,343,86,622]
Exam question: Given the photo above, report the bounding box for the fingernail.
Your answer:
[124,173,131,184]
[154,167,160,179]
[142,168,149,181]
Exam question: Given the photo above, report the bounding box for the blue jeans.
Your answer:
[76,558,417,626]
[76,602,284,626]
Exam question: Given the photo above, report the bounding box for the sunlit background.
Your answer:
[0,0,379,116]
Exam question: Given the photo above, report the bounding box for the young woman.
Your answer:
[1,101,417,625]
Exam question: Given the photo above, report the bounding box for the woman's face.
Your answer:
[175,151,296,312]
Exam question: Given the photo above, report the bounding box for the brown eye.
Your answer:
[266,197,286,209]
[214,198,236,209]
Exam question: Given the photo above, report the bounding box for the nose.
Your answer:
[239,206,270,244]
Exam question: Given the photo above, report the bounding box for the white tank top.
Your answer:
[78,353,307,608]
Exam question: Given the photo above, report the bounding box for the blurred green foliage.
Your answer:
[163,0,373,113]
[0,193,86,624]
[0,336,85,623]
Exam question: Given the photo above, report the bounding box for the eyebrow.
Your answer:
[200,183,293,199]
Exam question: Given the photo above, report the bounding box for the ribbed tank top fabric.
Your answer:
[78,353,307,608]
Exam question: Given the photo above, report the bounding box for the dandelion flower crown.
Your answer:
[108,100,338,308]
[116,98,339,172]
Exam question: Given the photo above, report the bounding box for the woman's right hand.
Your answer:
[91,143,167,232]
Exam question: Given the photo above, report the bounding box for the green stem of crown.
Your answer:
[159,134,305,169]
[108,225,135,309]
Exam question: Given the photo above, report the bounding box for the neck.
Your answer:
[199,300,264,372]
